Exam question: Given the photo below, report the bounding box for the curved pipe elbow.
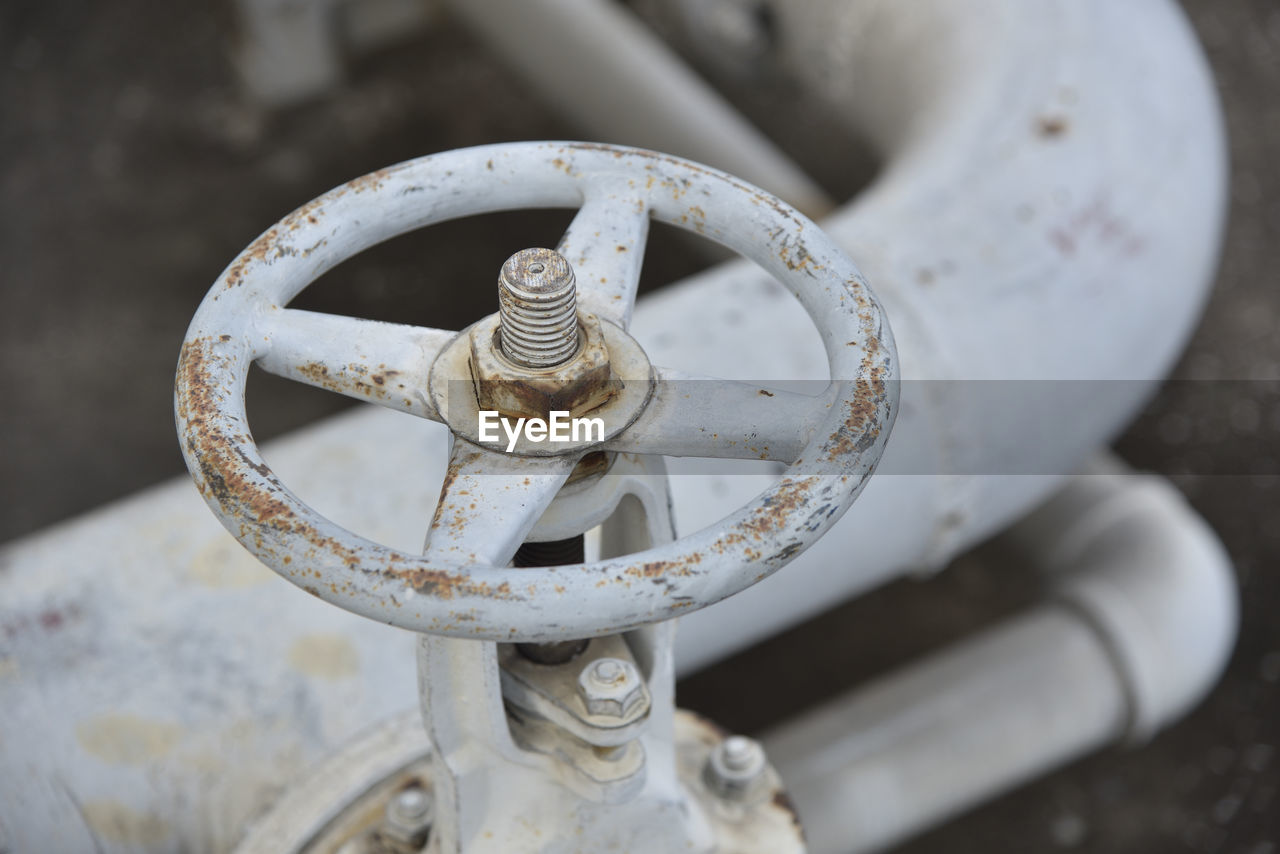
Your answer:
[669,0,1231,664]
[762,461,1237,852]
[1016,457,1238,741]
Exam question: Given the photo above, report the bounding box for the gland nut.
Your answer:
[468,311,621,420]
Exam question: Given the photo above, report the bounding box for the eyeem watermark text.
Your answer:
[479,410,605,452]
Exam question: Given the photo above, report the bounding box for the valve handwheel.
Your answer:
[176,142,897,642]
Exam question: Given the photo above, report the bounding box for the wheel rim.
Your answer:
[176,141,897,641]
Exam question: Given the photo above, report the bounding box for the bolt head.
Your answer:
[383,787,433,846]
[576,656,649,719]
[589,658,624,684]
[704,735,767,799]
[468,311,619,421]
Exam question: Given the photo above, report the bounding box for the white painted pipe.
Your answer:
[760,457,1238,853]
[441,0,834,216]
[0,1,1228,850]
[1011,456,1240,743]
[669,0,1227,670]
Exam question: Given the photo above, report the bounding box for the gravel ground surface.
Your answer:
[1,1,1276,852]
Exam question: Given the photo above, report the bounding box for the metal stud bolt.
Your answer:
[382,786,433,849]
[704,735,767,799]
[498,247,579,368]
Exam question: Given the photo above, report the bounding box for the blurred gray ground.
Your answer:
[1,1,1277,852]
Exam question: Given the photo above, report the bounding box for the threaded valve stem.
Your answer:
[498,248,579,368]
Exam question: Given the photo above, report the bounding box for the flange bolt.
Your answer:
[704,735,767,799]
[382,786,433,848]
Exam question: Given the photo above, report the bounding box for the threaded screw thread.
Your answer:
[498,248,579,368]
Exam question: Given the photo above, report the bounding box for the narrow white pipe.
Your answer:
[1015,456,1240,743]
[441,0,834,216]
[760,458,1238,853]
[764,610,1129,854]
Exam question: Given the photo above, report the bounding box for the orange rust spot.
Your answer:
[821,350,889,463]
[295,360,396,401]
[178,338,368,574]
[735,478,818,545]
[430,449,482,532]
[777,239,824,273]
[1036,116,1069,138]
[280,194,330,232]
[385,564,518,602]
[224,227,283,288]
[566,143,807,235]
[551,157,579,176]
[346,168,391,193]
[622,553,702,581]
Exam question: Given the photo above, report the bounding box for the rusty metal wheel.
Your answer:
[176,141,897,642]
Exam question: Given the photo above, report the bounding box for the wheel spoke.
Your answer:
[255,307,454,420]
[604,367,834,462]
[557,188,650,328]
[422,439,580,566]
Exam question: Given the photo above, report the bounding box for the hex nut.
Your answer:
[577,657,649,719]
[468,312,621,420]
